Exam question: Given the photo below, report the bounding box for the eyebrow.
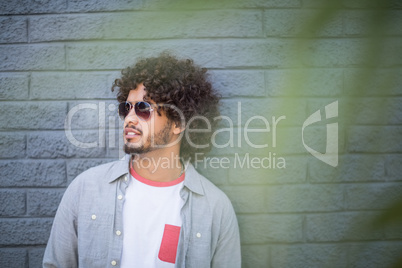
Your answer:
[143,95,154,104]
[126,95,148,103]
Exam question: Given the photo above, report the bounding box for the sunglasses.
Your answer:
[118,101,154,121]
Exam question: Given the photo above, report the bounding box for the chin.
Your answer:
[123,143,151,155]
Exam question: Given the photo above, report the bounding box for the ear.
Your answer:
[172,123,185,135]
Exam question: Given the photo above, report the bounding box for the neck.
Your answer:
[131,150,183,183]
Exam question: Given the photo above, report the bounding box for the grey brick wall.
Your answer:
[1,0,401,267]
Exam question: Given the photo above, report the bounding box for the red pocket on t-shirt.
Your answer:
[158,224,181,263]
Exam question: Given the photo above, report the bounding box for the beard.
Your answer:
[123,120,174,155]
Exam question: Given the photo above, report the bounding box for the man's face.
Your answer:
[123,83,176,155]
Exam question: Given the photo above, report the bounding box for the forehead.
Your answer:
[126,83,148,103]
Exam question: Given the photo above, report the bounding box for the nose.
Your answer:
[125,108,139,125]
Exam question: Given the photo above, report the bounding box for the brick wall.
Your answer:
[1,0,401,267]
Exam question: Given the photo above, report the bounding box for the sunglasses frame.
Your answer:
[118,101,155,121]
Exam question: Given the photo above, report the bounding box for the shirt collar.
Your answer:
[182,161,205,196]
[107,155,205,196]
[107,154,130,183]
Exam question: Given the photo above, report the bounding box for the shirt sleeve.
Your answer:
[211,199,241,268]
[43,180,80,268]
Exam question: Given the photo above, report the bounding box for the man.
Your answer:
[43,52,241,267]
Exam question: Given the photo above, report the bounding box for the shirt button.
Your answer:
[196,232,201,238]
[124,176,128,181]
[91,215,96,220]
[111,260,117,266]
[117,195,123,200]
[116,230,122,236]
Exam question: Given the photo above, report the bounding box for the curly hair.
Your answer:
[111,52,221,163]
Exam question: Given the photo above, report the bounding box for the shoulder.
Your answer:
[60,158,129,207]
[77,160,123,178]
[185,164,234,212]
[69,158,129,188]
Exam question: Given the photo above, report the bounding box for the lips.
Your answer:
[124,127,142,139]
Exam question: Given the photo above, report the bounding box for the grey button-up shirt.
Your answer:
[43,156,241,268]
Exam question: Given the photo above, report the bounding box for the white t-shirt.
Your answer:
[120,165,185,268]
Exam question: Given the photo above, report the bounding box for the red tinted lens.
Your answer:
[118,102,132,119]
[135,101,152,120]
